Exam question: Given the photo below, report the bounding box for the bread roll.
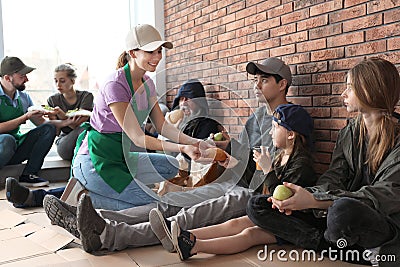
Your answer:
[204,148,227,162]
[169,109,184,124]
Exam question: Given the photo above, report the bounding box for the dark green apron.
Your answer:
[0,95,28,146]
[74,64,151,193]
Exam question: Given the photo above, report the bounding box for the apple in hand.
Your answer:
[214,132,224,141]
[272,185,293,200]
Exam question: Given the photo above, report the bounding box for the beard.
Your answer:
[11,80,26,91]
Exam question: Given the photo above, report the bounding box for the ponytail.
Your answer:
[116,51,129,69]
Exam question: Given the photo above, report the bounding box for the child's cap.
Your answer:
[273,104,313,138]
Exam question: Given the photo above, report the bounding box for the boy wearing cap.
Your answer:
[0,56,57,187]
[44,58,314,253]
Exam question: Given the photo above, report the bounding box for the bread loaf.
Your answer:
[169,109,184,124]
[204,148,227,162]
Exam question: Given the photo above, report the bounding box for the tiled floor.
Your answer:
[0,182,367,267]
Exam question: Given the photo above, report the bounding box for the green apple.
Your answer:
[214,132,224,141]
[272,185,293,200]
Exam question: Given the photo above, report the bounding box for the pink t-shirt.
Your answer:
[78,68,156,154]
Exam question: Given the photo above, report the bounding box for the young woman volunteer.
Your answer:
[72,24,205,210]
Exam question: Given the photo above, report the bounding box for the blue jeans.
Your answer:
[0,134,17,168]
[7,124,56,175]
[32,186,65,207]
[73,153,179,210]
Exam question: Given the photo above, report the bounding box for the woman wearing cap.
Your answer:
[150,103,317,260]
[72,24,206,210]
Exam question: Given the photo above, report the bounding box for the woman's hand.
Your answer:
[268,182,316,215]
[253,146,272,174]
[46,107,67,120]
[180,144,201,161]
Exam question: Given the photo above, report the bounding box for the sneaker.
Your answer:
[60,177,87,206]
[19,174,49,187]
[77,193,105,253]
[171,221,197,261]
[43,195,79,238]
[5,177,31,207]
[149,208,175,252]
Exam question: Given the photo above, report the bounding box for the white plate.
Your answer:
[66,109,92,117]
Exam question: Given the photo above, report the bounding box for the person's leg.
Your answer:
[246,194,328,250]
[0,134,16,168]
[55,127,84,160]
[324,197,394,249]
[9,124,56,175]
[81,186,253,252]
[73,154,157,210]
[135,152,179,185]
[187,225,276,256]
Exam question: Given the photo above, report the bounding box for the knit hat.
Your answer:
[0,56,35,77]
[246,57,292,86]
[273,104,313,138]
[172,79,206,110]
[125,24,173,52]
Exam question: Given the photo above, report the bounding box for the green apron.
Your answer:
[0,95,28,146]
[74,64,151,193]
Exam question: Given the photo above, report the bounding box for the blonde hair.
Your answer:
[348,58,400,174]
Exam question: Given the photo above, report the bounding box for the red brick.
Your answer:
[210,7,227,20]
[288,96,312,106]
[329,57,364,71]
[297,62,328,74]
[270,44,296,57]
[311,47,345,61]
[236,25,257,38]
[281,31,308,45]
[255,38,281,50]
[235,43,256,55]
[282,53,310,65]
[297,39,326,53]
[366,22,400,41]
[313,95,344,107]
[305,107,331,118]
[315,141,336,153]
[344,0,370,8]
[314,129,332,141]
[385,8,400,23]
[254,0,280,12]
[294,0,325,10]
[271,24,297,38]
[331,107,349,118]
[237,5,257,20]
[228,54,247,65]
[345,40,386,57]
[204,52,218,61]
[388,37,400,50]
[314,163,330,176]
[227,1,246,14]
[257,17,281,32]
[343,13,382,32]
[309,24,342,39]
[215,0,229,9]
[247,50,270,62]
[310,0,343,16]
[378,51,400,64]
[244,12,267,26]
[297,15,328,31]
[314,119,347,130]
[312,71,347,84]
[292,74,312,85]
[201,3,217,15]
[248,32,270,43]
[226,19,245,32]
[327,32,364,48]
[228,36,247,48]
[332,83,346,95]
[268,3,293,19]
[298,84,331,95]
[281,9,309,24]
[219,13,236,25]
[367,0,400,14]
[330,5,366,23]
[209,108,231,117]
[230,90,250,100]
[314,152,332,164]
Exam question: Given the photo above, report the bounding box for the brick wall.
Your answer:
[163,0,400,174]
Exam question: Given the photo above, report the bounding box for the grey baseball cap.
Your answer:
[246,57,292,86]
[0,56,35,77]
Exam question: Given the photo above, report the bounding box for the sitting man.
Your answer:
[44,57,311,253]
[0,56,57,187]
